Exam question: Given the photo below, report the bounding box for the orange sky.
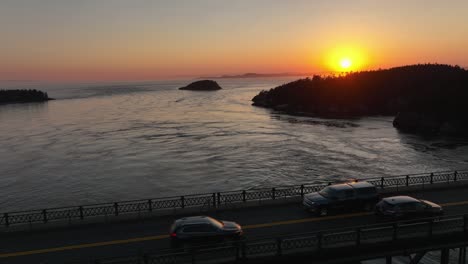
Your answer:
[1,0,468,81]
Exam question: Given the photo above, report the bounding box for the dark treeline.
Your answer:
[0,89,52,104]
[252,64,468,135]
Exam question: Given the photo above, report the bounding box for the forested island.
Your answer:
[0,89,53,104]
[179,80,222,91]
[252,64,468,135]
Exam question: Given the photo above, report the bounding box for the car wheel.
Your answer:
[318,207,328,216]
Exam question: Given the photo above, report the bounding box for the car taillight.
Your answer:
[170,232,177,238]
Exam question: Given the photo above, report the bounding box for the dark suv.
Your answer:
[303,181,378,216]
[170,216,243,248]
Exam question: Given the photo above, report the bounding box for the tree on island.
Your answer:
[0,89,53,104]
[252,64,468,135]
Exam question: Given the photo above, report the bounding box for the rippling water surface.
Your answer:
[1,78,468,211]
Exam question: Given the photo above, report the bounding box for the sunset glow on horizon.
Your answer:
[1,0,468,81]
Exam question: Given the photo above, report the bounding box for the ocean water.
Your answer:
[1,78,468,212]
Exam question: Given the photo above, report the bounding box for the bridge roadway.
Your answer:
[1,186,468,264]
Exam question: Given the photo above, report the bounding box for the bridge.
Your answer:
[1,170,468,263]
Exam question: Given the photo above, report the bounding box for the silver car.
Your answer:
[375,195,443,220]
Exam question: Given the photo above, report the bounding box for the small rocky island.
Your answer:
[252,64,468,135]
[0,89,53,104]
[179,80,222,91]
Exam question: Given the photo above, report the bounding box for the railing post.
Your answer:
[276,238,282,256]
[454,171,458,182]
[79,206,84,220]
[242,190,246,202]
[181,196,185,209]
[356,228,361,246]
[3,213,9,227]
[212,193,216,208]
[441,248,450,264]
[148,199,152,212]
[448,173,451,183]
[114,202,119,216]
[406,175,409,186]
[217,192,221,206]
[392,223,398,241]
[272,188,276,200]
[386,256,392,264]
[430,173,434,184]
[380,177,384,189]
[42,209,47,223]
[459,247,466,264]
[300,185,305,197]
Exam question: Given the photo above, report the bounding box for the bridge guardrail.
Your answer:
[1,170,467,228]
[93,213,468,264]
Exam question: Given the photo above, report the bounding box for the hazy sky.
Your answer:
[1,0,468,81]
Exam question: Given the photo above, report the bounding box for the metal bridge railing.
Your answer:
[93,213,468,264]
[1,170,467,228]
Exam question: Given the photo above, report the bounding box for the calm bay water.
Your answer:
[1,78,468,212]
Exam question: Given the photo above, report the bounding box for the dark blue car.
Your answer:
[303,181,379,216]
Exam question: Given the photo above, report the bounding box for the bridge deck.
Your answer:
[1,184,468,263]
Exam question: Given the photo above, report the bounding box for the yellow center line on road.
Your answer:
[243,211,371,229]
[440,200,468,207]
[0,234,168,258]
[2,199,468,258]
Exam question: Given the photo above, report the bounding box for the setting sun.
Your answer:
[323,45,368,73]
[340,58,352,69]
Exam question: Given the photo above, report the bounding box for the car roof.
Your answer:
[348,181,375,189]
[328,184,354,191]
[174,216,215,226]
[383,196,420,205]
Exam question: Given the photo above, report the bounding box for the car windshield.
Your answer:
[383,201,396,210]
[207,217,224,228]
[319,187,334,198]
[419,200,431,208]
[356,187,376,195]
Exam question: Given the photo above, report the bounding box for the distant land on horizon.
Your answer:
[198,67,468,80]
[198,72,315,79]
